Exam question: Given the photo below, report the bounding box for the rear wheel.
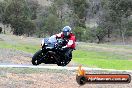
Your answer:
[67,53,72,64]
[57,53,72,66]
[57,61,67,66]
[32,50,44,65]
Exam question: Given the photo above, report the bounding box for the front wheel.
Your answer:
[32,50,44,65]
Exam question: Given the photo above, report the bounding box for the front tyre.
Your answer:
[32,50,43,65]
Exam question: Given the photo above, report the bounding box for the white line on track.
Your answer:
[0,64,132,73]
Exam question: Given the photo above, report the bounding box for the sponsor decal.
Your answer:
[76,65,131,85]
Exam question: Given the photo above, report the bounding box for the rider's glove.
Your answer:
[62,46,67,48]
[61,46,67,51]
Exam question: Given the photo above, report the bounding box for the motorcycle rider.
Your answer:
[53,26,76,60]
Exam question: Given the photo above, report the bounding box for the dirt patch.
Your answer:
[0,48,78,66]
[0,71,79,88]
[0,48,32,65]
[0,69,131,88]
[0,38,132,87]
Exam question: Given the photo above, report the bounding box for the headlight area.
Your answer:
[41,39,45,47]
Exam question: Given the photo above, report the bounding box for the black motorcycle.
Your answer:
[32,36,73,66]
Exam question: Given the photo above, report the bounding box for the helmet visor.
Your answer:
[63,31,70,37]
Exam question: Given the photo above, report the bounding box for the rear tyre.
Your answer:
[66,53,72,64]
[57,53,72,66]
[57,61,67,66]
[32,50,44,65]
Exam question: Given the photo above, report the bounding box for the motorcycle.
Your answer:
[32,36,73,66]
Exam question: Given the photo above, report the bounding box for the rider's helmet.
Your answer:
[62,26,71,37]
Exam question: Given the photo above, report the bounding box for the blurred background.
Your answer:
[0,0,132,44]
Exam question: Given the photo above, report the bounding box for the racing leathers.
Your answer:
[54,32,76,60]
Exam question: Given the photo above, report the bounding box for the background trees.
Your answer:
[67,0,89,28]
[0,0,132,44]
[97,0,132,44]
[0,0,38,35]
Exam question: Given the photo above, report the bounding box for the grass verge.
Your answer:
[0,41,39,53]
[73,50,132,70]
[0,68,71,75]
[0,40,132,70]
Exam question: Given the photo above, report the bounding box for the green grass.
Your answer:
[0,68,71,74]
[0,41,39,53]
[0,40,132,70]
[73,50,132,70]
[79,43,132,50]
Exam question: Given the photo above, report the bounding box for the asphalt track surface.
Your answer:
[0,64,132,73]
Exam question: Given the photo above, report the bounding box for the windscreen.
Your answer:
[47,36,57,44]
